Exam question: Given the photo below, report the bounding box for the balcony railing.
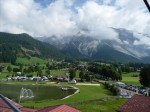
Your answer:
[0,94,21,112]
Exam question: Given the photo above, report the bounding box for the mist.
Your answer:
[0,0,150,47]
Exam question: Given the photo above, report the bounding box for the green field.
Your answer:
[21,82,126,112]
[0,72,13,79]
[74,98,127,112]
[16,57,47,65]
[0,81,127,112]
[22,82,112,108]
[122,72,141,86]
[51,70,66,76]
[0,63,17,79]
[0,61,135,111]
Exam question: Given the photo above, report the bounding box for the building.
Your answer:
[0,96,80,112]
[117,94,150,112]
[0,98,37,112]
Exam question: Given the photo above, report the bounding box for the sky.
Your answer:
[0,0,150,42]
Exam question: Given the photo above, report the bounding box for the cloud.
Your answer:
[74,1,120,41]
[114,0,150,35]
[133,33,150,47]
[0,0,77,38]
[0,0,150,45]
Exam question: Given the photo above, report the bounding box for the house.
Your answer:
[117,94,150,112]
[38,104,81,112]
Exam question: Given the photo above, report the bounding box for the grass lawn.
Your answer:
[74,98,127,112]
[16,57,47,65]
[21,82,112,108]
[51,70,80,77]
[0,63,18,79]
[51,70,66,76]
[0,81,126,112]
[122,72,139,77]
[76,70,80,78]
[122,72,141,86]
[0,71,14,79]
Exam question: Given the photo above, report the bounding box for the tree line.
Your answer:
[140,66,150,87]
[0,32,65,64]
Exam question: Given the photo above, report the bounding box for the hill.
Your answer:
[0,32,64,63]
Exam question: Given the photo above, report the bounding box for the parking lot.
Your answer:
[116,82,150,98]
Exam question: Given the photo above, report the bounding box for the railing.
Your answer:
[0,94,21,112]
[144,0,150,12]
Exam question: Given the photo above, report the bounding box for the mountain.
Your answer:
[1,28,149,64]
[43,28,150,63]
[0,32,65,63]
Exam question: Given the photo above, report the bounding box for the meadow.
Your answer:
[16,57,47,65]
[0,60,138,112]
[21,82,112,108]
[74,98,127,112]
[122,72,141,86]
[0,80,127,112]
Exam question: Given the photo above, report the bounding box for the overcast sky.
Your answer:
[0,0,150,41]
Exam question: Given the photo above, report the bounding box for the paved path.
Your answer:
[76,83,100,86]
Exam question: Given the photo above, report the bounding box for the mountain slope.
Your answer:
[43,28,150,63]
[0,32,65,63]
[92,44,141,62]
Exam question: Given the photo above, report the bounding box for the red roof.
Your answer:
[0,98,37,112]
[117,94,150,112]
[20,107,37,112]
[0,97,80,112]
[0,98,22,108]
[38,104,81,112]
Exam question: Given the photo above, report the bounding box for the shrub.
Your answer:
[104,82,119,95]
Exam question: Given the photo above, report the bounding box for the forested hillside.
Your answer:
[0,32,64,63]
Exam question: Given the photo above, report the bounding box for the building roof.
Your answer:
[117,94,150,112]
[38,104,81,112]
[20,107,37,112]
[0,97,80,112]
[0,98,37,112]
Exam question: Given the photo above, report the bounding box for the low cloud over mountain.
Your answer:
[1,0,150,62]
[43,28,150,63]
[0,0,150,48]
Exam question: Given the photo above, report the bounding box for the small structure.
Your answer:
[117,94,150,112]
[38,104,81,112]
[16,72,22,76]
[70,79,77,84]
